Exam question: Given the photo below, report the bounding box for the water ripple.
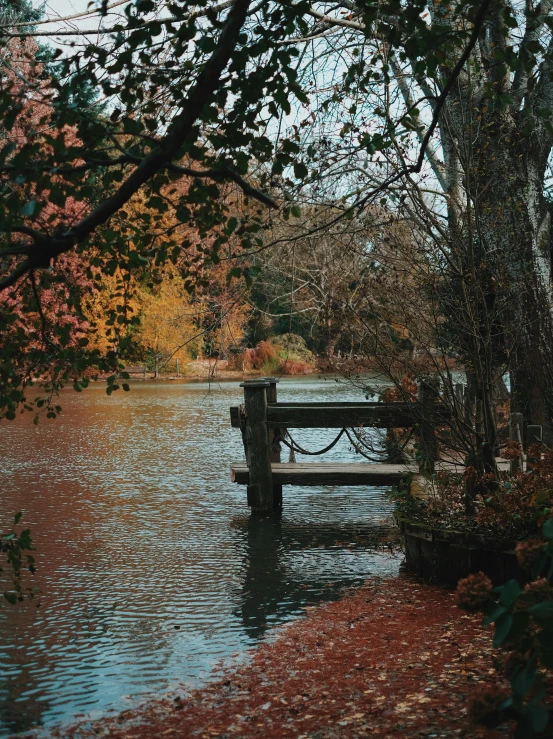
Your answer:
[0,377,400,736]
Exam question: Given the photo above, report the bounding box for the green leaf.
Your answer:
[293,162,308,180]
[4,591,17,605]
[527,705,550,733]
[542,518,553,539]
[528,601,553,619]
[14,511,22,525]
[483,602,508,626]
[493,612,513,646]
[511,655,537,700]
[499,579,521,606]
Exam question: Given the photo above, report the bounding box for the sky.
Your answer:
[34,0,133,40]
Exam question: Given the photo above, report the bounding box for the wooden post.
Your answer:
[419,377,439,476]
[241,380,273,512]
[527,424,542,471]
[454,383,464,409]
[260,377,282,509]
[509,412,524,474]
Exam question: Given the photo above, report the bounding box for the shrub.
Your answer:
[242,340,279,371]
[272,333,313,363]
[392,445,553,540]
[457,518,553,736]
[239,337,315,375]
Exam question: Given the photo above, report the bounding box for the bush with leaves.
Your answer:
[392,446,553,540]
[457,518,553,736]
[1,512,38,605]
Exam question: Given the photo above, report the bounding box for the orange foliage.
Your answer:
[243,340,279,370]
[381,374,418,402]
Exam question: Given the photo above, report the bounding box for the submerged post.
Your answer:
[260,377,282,509]
[241,380,273,512]
[419,376,440,476]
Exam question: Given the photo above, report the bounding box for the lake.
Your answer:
[0,376,401,737]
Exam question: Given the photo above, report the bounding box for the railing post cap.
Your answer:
[240,380,270,388]
[259,376,279,384]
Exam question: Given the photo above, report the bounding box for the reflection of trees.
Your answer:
[0,658,54,734]
[235,514,394,640]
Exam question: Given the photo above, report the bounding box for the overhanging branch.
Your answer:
[0,157,277,207]
[0,0,253,292]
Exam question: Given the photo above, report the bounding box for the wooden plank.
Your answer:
[267,404,419,428]
[230,459,512,487]
[230,406,242,428]
[232,401,451,429]
[230,462,414,486]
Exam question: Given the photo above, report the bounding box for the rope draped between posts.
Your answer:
[279,427,394,462]
[279,428,347,456]
[344,428,385,462]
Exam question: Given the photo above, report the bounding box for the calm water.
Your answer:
[0,377,400,737]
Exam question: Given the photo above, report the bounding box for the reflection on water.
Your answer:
[0,377,400,737]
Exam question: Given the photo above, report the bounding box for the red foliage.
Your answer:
[1,38,91,356]
[381,374,418,402]
[61,577,512,739]
[501,440,522,461]
[279,360,313,375]
[244,340,279,370]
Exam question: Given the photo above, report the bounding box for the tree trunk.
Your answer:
[471,135,553,441]
[440,65,553,442]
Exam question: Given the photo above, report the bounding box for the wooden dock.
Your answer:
[229,377,521,512]
[229,377,448,512]
[230,460,511,488]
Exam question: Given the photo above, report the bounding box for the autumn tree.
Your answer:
[252,208,403,358]
[136,277,197,374]
[0,0,515,421]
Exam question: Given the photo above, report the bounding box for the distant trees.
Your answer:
[251,207,420,359]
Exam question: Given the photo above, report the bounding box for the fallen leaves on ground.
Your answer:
[61,575,513,738]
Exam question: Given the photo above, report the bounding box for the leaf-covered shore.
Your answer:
[60,576,513,739]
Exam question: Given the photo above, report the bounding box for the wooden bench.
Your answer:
[119,365,147,378]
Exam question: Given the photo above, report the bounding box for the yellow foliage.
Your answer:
[137,277,198,370]
[82,270,140,353]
